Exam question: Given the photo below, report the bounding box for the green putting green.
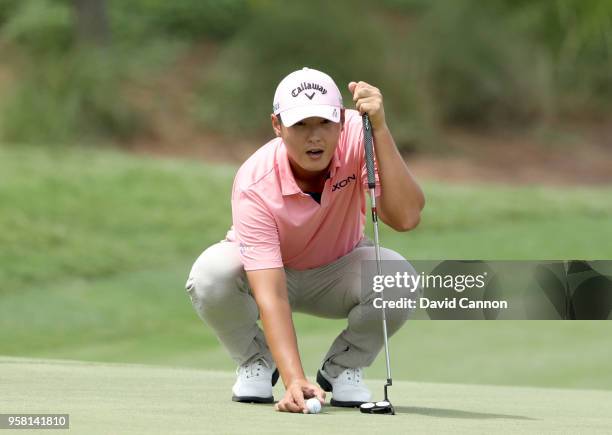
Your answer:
[2,356,611,434]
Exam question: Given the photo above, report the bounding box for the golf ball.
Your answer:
[306,398,322,414]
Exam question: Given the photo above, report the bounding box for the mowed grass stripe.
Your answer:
[2,144,612,292]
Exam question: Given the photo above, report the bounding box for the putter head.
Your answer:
[359,400,395,415]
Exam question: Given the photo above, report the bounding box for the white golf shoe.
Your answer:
[231,358,279,403]
[317,366,372,407]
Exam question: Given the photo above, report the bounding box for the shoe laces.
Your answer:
[340,367,363,384]
[237,358,270,380]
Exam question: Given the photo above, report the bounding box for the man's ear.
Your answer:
[271,113,282,137]
[340,108,345,130]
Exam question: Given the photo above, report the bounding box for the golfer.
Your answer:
[186,67,425,413]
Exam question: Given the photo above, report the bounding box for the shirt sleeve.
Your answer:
[232,188,284,271]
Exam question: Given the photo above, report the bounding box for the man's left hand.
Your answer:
[348,81,386,131]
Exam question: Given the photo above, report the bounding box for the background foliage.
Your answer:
[1,0,611,149]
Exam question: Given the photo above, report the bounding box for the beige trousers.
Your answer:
[185,238,418,377]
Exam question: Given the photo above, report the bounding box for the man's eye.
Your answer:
[321,119,330,124]
[295,122,305,126]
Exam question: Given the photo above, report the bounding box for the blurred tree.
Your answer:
[73,0,109,45]
[1,0,73,54]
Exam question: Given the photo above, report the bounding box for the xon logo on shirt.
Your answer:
[332,174,356,192]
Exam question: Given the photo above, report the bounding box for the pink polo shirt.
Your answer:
[226,109,380,271]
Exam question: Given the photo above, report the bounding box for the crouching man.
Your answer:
[186,67,425,413]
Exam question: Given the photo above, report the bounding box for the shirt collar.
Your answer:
[277,141,342,197]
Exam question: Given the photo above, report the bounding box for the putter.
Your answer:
[359,114,395,415]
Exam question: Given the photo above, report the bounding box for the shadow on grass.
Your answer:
[327,405,536,420]
[397,406,536,420]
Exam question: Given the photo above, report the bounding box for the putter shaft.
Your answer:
[369,188,392,386]
[362,114,393,396]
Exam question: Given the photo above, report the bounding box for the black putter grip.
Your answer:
[362,114,376,189]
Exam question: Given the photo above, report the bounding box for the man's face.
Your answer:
[272,113,343,175]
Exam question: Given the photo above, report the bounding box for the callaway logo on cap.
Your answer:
[273,67,343,127]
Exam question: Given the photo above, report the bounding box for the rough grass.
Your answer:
[2,144,611,292]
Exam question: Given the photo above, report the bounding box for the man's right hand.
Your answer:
[248,268,322,413]
[274,379,326,413]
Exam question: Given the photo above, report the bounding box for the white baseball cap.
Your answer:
[273,67,343,127]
